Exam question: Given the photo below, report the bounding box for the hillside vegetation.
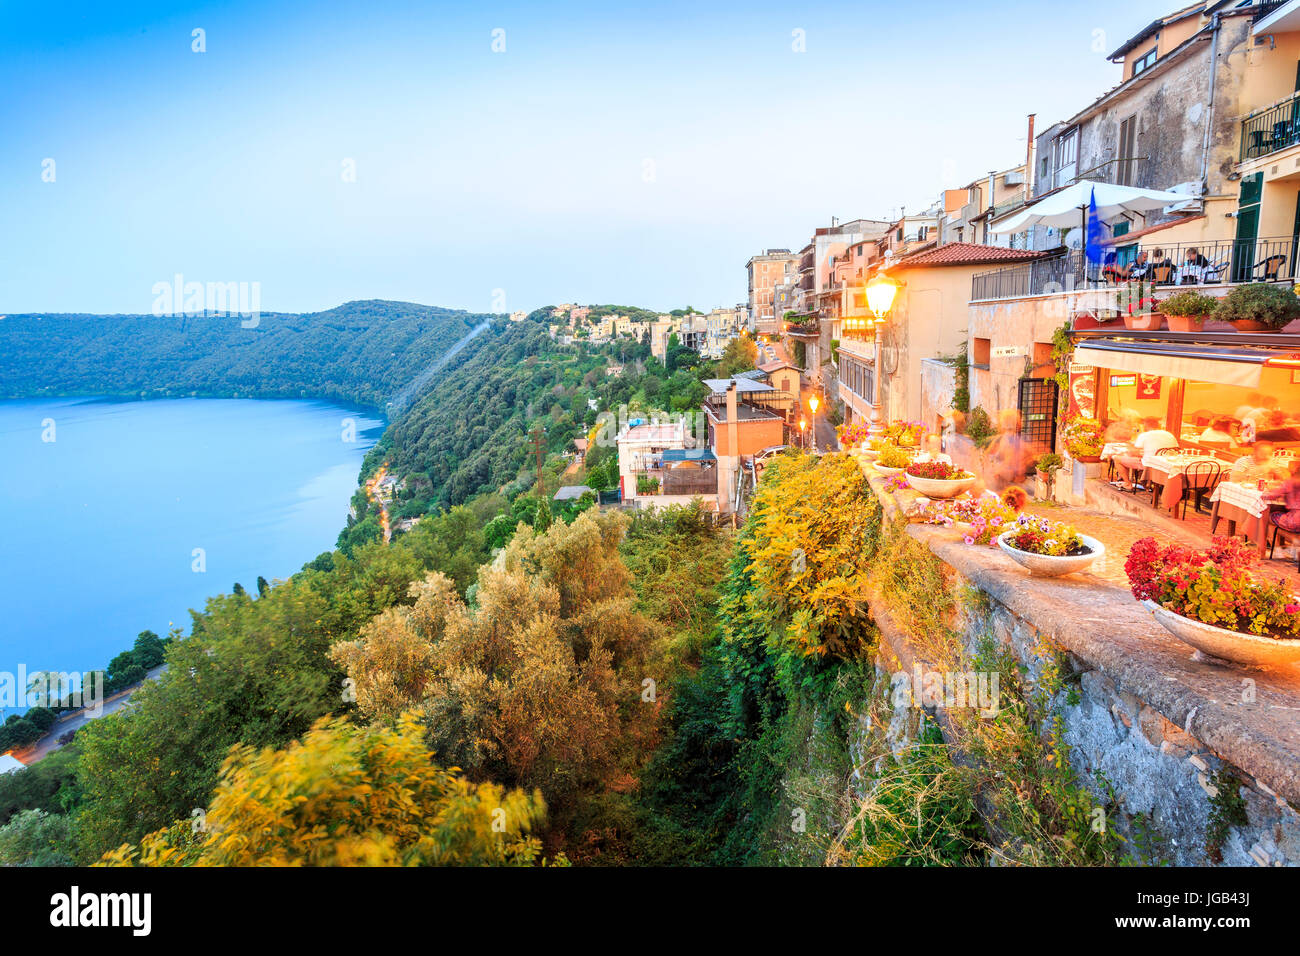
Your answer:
[0,299,496,408]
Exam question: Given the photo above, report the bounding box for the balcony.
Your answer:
[635,467,718,497]
[971,236,1297,301]
[1241,91,1300,162]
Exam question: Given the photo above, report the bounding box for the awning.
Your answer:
[1074,343,1265,389]
[662,448,716,462]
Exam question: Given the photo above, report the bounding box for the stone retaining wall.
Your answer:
[861,467,1300,866]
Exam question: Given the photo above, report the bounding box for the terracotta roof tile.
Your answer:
[888,242,1049,270]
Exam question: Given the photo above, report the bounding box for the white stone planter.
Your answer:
[905,473,976,499]
[875,464,907,477]
[861,448,880,461]
[997,531,1104,577]
[1142,600,1300,667]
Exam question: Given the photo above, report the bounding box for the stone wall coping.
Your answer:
[860,459,1300,806]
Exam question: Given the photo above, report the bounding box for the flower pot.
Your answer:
[1164,314,1207,332]
[875,464,907,477]
[996,531,1104,577]
[1228,318,1283,333]
[905,473,976,499]
[1142,600,1300,667]
[1070,454,1101,464]
[1123,312,1164,331]
[861,448,880,460]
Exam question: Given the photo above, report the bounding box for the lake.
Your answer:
[0,397,384,691]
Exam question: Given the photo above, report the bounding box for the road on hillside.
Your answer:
[13,665,166,766]
[765,338,838,453]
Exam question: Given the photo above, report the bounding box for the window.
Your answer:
[1131,47,1157,77]
[972,337,991,369]
[1054,130,1078,188]
[1118,115,1137,186]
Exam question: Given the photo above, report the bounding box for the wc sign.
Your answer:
[991,345,1026,359]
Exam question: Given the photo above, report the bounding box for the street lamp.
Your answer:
[860,275,900,438]
[799,418,807,450]
[808,394,820,454]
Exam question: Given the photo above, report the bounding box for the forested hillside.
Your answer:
[375,318,753,513]
[0,299,787,866]
[0,300,496,408]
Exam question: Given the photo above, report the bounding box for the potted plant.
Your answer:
[997,515,1104,576]
[1157,290,1218,332]
[862,437,888,460]
[875,443,913,476]
[1214,282,1300,333]
[836,421,869,452]
[904,460,977,498]
[1035,452,1064,500]
[1124,537,1300,666]
[1061,415,1104,463]
[1122,280,1164,331]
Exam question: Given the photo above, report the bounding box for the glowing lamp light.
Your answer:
[809,395,820,415]
[864,275,900,319]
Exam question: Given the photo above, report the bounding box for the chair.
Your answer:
[1267,511,1300,571]
[1154,446,1181,456]
[1179,460,1222,520]
[1254,254,1287,282]
[1248,129,1272,158]
[1152,264,1174,285]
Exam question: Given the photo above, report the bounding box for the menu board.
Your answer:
[1067,361,1096,418]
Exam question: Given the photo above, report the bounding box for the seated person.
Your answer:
[1198,417,1236,444]
[1230,440,1290,484]
[1125,251,1151,280]
[1264,459,1300,537]
[1184,247,1209,269]
[1113,418,1179,490]
[1255,410,1300,444]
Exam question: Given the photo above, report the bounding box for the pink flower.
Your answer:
[963,535,975,546]
[1285,604,1299,615]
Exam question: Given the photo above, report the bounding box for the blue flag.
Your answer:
[1084,187,1104,265]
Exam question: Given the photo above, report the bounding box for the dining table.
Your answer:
[1141,452,1220,513]
[1209,481,1282,556]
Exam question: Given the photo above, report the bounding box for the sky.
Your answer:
[0,0,1182,316]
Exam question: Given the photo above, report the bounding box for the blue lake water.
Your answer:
[0,397,383,686]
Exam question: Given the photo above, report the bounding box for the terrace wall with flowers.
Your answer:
[855,454,1300,866]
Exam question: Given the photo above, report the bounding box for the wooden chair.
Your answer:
[1180,460,1222,520]
[1152,264,1174,285]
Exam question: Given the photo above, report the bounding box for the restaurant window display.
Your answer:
[1091,364,1300,557]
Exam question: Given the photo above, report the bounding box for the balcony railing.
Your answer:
[972,236,1298,301]
[971,251,1085,300]
[1241,91,1300,161]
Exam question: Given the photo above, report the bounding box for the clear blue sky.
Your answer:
[1,0,1178,315]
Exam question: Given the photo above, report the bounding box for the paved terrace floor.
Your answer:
[856,453,1300,807]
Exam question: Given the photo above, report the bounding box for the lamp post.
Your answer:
[808,394,820,454]
[798,418,807,450]
[861,275,900,438]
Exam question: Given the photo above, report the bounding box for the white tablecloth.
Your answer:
[1141,453,1217,478]
[1100,443,1129,461]
[1210,481,1267,519]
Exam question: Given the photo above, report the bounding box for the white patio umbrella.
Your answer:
[990,180,1190,236]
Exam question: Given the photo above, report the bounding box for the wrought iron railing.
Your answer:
[1241,90,1300,161]
[971,236,1298,300]
[1098,235,1296,285]
[971,251,1086,300]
